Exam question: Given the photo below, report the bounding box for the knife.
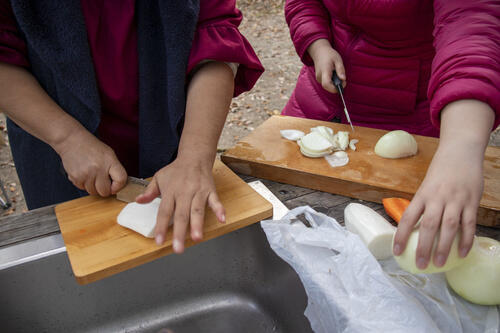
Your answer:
[332,71,354,132]
[116,176,150,203]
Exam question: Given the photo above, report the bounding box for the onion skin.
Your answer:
[375,130,418,159]
[445,237,500,305]
[393,229,465,274]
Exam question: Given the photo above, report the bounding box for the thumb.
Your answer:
[334,57,347,86]
[109,162,127,194]
[135,178,160,203]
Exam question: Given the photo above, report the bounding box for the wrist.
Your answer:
[307,39,332,63]
[51,123,87,155]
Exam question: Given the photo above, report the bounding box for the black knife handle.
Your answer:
[332,71,343,94]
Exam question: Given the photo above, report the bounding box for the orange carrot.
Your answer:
[382,197,411,224]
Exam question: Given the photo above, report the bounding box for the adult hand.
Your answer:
[135,156,225,253]
[307,39,346,94]
[55,128,127,197]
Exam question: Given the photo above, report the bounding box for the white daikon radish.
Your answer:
[349,139,359,151]
[393,230,464,274]
[325,151,349,167]
[117,198,169,238]
[445,237,500,305]
[344,203,396,259]
[374,130,418,158]
[280,129,305,141]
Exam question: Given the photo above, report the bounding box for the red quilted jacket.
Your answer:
[283,0,500,136]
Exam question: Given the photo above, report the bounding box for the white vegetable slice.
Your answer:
[344,203,396,259]
[445,237,500,305]
[393,230,464,274]
[280,129,305,141]
[324,151,349,167]
[117,198,170,238]
[298,139,331,158]
[310,126,335,145]
[334,131,349,151]
[375,130,418,158]
[349,139,359,151]
[299,131,333,153]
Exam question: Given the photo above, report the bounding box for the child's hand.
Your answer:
[136,156,225,254]
[393,99,495,270]
[393,141,483,269]
[307,39,346,94]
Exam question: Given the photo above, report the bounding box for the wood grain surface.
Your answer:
[222,116,500,227]
[55,160,273,285]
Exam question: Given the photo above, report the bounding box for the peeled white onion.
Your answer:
[344,203,396,259]
[445,237,500,305]
[324,151,349,167]
[280,129,305,141]
[374,130,418,159]
[349,139,359,151]
[393,230,464,274]
[117,198,168,238]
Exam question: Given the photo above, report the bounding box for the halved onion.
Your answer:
[375,130,418,159]
[445,237,500,305]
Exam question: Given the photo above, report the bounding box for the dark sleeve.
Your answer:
[0,0,30,68]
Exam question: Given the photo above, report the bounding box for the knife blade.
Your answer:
[116,176,150,203]
[332,71,354,132]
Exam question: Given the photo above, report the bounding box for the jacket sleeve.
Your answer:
[285,0,332,66]
[428,0,500,129]
[0,0,29,68]
[187,0,264,97]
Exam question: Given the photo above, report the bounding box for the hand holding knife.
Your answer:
[332,71,354,132]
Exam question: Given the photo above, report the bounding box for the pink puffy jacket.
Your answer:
[283,0,500,136]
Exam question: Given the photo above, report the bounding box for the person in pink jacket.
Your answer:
[284,0,499,269]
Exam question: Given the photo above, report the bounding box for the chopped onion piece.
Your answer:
[280,129,305,141]
[324,151,349,167]
[299,131,333,153]
[349,139,359,151]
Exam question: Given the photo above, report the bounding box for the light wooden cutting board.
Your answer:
[221,116,500,227]
[55,160,273,285]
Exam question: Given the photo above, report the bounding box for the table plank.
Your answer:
[0,178,498,249]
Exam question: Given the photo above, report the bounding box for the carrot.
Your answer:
[382,197,411,224]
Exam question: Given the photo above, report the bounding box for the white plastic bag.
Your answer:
[261,206,499,333]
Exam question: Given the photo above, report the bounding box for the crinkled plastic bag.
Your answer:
[261,206,499,333]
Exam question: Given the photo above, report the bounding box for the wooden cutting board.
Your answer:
[55,160,273,285]
[221,116,500,227]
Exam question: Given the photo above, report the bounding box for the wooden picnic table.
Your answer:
[1,174,499,250]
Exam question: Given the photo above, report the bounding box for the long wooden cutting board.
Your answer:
[55,160,273,285]
[221,116,500,227]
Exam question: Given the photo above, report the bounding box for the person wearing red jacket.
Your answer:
[284,0,499,269]
[0,0,263,253]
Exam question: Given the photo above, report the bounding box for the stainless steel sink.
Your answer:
[1,223,312,332]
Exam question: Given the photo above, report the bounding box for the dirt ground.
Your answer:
[0,0,499,217]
